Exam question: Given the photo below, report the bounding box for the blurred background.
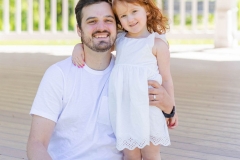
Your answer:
[0,0,239,45]
[0,0,240,160]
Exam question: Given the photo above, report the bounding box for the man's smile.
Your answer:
[94,34,108,38]
[93,31,110,39]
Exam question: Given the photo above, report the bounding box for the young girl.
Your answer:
[72,0,177,159]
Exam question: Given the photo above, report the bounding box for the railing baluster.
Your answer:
[180,0,186,30]
[51,0,57,33]
[155,0,162,10]
[2,0,236,42]
[62,0,68,33]
[39,0,45,33]
[28,0,33,33]
[203,0,209,30]
[16,0,22,33]
[192,0,198,30]
[3,0,10,33]
[168,0,174,27]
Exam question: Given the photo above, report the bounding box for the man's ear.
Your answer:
[77,25,81,37]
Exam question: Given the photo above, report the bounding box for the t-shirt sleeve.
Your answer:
[30,64,64,123]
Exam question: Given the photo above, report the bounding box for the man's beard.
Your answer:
[81,30,116,52]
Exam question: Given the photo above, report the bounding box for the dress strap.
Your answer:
[147,32,168,48]
[154,33,169,47]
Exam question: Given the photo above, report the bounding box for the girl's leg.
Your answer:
[123,148,142,160]
[141,143,161,160]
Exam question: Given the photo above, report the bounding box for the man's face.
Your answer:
[78,2,117,52]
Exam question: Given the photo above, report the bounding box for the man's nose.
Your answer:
[96,21,107,31]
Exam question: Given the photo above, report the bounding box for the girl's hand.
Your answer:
[166,112,178,129]
[72,43,85,68]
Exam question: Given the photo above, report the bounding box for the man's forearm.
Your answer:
[161,81,175,114]
[27,141,52,160]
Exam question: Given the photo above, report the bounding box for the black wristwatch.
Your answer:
[162,106,175,118]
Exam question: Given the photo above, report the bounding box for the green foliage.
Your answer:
[68,0,75,31]
[57,0,62,31]
[172,13,215,30]
[45,0,51,30]
[21,0,27,31]
[238,0,240,30]
[33,0,39,30]
[173,15,180,26]
[0,0,2,30]
[9,0,15,31]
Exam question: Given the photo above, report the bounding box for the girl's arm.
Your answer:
[153,38,178,129]
[72,43,115,68]
[72,43,85,68]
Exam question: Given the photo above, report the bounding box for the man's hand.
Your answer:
[148,80,178,129]
[148,80,173,114]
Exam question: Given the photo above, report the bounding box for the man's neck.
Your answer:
[84,47,112,71]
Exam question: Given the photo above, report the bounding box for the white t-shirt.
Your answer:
[30,56,122,160]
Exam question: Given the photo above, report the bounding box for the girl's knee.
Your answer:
[141,144,161,160]
[142,154,161,160]
[123,148,142,160]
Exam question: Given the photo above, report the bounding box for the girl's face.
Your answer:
[115,2,149,38]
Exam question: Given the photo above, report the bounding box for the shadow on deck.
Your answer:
[0,47,240,160]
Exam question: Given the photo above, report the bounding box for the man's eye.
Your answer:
[88,20,96,24]
[106,19,113,23]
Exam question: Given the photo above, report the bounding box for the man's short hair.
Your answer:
[75,0,111,29]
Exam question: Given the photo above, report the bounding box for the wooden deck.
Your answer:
[0,47,240,160]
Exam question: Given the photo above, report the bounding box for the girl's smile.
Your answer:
[115,2,150,38]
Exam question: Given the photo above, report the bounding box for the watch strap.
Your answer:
[162,106,175,118]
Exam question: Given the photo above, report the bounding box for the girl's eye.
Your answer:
[133,10,137,13]
[120,15,126,18]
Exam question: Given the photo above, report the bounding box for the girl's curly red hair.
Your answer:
[111,0,169,34]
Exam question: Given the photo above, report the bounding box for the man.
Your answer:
[27,0,177,159]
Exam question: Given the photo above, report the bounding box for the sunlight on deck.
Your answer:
[170,46,240,61]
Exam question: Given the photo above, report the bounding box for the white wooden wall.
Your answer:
[0,0,239,47]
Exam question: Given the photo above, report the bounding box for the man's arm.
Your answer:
[148,80,178,128]
[27,115,56,160]
[148,80,173,113]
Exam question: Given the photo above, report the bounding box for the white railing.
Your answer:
[163,0,215,39]
[0,0,239,45]
[0,0,79,40]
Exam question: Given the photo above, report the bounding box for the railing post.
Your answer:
[168,0,174,27]
[16,0,22,33]
[214,0,238,48]
[39,0,45,33]
[155,0,163,10]
[27,0,33,33]
[3,0,9,33]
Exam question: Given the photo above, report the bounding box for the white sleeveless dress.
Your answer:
[108,32,170,151]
